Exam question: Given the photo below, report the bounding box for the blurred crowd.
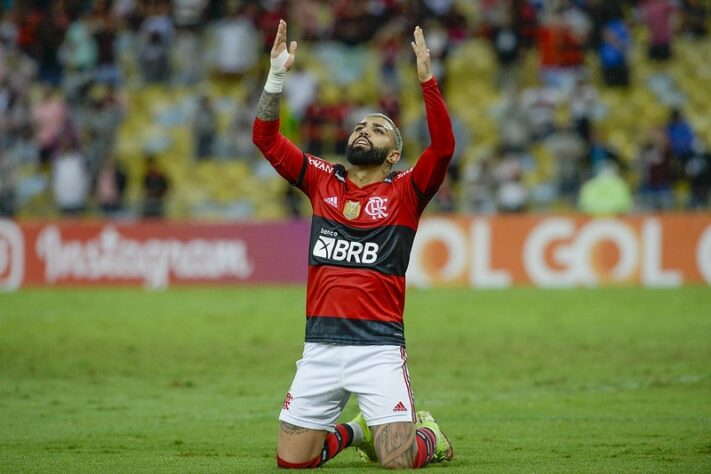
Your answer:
[0,0,709,219]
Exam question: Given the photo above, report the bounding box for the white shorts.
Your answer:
[279,343,417,431]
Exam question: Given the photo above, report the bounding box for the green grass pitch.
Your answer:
[1,287,710,473]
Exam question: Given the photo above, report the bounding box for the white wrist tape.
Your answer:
[264,49,290,93]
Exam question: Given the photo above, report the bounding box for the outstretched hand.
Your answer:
[411,26,433,83]
[271,19,297,72]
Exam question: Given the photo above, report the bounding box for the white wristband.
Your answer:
[264,49,290,94]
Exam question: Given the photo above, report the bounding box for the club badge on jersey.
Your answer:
[343,200,361,220]
[365,196,389,220]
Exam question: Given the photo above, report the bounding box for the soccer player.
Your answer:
[252,20,455,469]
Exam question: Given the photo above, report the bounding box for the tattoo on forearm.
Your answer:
[374,423,417,468]
[280,422,308,435]
[257,90,281,121]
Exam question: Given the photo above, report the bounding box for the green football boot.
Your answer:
[416,410,454,462]
[349,412,377,462]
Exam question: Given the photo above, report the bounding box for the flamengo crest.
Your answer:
[365,196,389,220]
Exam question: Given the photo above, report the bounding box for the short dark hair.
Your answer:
[365,113,402,153]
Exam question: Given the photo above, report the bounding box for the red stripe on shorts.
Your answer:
[400,346,416,422]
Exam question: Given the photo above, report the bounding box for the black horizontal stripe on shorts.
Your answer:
[308,215,415,277]
[305,316,406,347]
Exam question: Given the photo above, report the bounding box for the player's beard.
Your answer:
[345,142,390,166]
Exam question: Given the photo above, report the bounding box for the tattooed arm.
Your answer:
[373,422,418,469]
[252,20,307,184]
[256,90,281,122]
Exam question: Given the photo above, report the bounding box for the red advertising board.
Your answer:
[0,219,309,290]
[1,215,710,290]
[408,214,711,288]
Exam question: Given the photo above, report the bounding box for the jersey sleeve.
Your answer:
[410,78,456,201]
[252,117,308,187]
[252,117,333,198]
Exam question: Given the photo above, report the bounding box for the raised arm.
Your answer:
[409,26,455,200]
[252,20,304,184]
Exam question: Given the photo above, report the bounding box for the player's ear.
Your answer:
[386,150,401,165]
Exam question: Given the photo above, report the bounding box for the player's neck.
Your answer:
[347,164,391,188]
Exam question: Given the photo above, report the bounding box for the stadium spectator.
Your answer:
[377,84,401,128]
[568,74,603,144]
[172,0,208,28]
[544,125,587,206]
[0,150,18,216]
[598,16,631,87]
[536,4,590,91]
[112,0,138,22]
[330,0,382,46]
[587,129,625,173]
[490,8,523,91]
[171,0,207,86]
[192,92,217,159]
[96,154,127,216]
[375,18,405,89]
[588,0,623,48]
[0,7,17,38]
[31,2,69,86]
[210,1,260,79]
[635,127,676,211]
[282,64,318,120]
[493,85,534,151]
[519,82,559,141]
[51,137,90,216]
[252,20,454,469]
[254,0,288,55]
[31,86,72,165]
[89,0,122,86]
[492,149,528,212]
[639,0,678,62]
[301,87,351,156]
[578,162,632,215]
[137,0,174,84]
[80,83,123,179]
[512,0,539,48]
[58,10,98,102]
[141,154,170,218]
[287,0,333,43]
[228,93,260,161]
[665,108,695,163]
[461,151,497,213]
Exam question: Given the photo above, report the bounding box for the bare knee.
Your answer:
[277,421,327,464]
[373,422,417,469]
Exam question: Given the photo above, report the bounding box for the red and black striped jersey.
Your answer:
[253,78,454,346]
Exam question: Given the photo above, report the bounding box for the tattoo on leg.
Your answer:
[373,423,417,468]
[256,90,281,121]
[280,421,309,435]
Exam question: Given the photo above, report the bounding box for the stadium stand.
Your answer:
[0,0,709,220]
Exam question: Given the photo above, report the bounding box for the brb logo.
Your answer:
[313,229,379,264]
[365,197,389,220]
[0,220,24,291]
